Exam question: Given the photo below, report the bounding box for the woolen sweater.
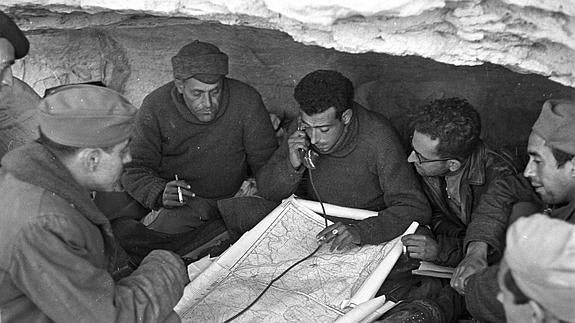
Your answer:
[258,103,431,244]
[121,78,278,210]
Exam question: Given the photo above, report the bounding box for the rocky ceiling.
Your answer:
[2,0,574,88]
[2,0,575,156]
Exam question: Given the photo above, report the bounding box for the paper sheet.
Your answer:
[175,196,410,322]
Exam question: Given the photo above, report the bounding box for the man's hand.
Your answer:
[287,128,309,170]
[316,222,361,252]
[162,179,194,208]
[401,234,439,261]
[451,241,488,295]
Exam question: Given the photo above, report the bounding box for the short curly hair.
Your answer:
[410,98,481,160]
[293,70,354,118]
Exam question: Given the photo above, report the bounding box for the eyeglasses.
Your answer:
[412,148,453,164]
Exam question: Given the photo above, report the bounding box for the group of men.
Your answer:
[1,10,574,323]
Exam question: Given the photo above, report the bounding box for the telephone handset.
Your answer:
[297,119,319,170]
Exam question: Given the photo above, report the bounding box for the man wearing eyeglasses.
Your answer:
[403,97,519,267]
[379,98,520,322]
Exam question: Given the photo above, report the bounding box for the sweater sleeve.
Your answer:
[243,92,278,177]
[9,215,188,323]
[121,97,168,210]
[257,121,305,202]
[351,126,431,244]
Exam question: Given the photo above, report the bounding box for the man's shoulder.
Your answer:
[1,176,80,223]
[356,104,395,132]
[13,78,41,99]
[0,178,82,255]
[141,81,175,108]
[355,103,402,145]
[0,77,41,105]
[480,143,519,175]
[225,78,263,100]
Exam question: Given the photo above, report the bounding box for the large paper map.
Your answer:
[175,196,405,322]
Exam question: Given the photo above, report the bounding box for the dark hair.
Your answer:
[551,147,575,168]
[410,98,481,160]
[504,270,530,305]
[293,70,354,118]
[37,129,115,156]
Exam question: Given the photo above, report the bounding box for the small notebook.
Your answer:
[412,261,455,279]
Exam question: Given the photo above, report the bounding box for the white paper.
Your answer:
[294,198,378,220]
[174,196,407,322]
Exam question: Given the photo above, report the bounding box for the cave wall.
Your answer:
[7,12,575,162]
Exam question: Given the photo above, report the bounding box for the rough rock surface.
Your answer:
[2,0,574,87]
[1,1,574,157]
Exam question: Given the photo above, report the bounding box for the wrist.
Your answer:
[466,241,488,258]
[348,225,362,245]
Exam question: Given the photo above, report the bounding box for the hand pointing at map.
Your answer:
[317,222,361,251]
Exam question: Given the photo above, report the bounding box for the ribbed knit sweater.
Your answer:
[121,78,277,209]
[258,103,431,244]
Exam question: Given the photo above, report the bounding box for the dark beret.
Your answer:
[171,40,228,81]
[0,11,30,59]
[532,99,575,154]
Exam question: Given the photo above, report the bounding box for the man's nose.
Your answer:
[201,93,212,108]
[1,66,13,87]
[523,160,535,178]
[123,151,132,164]
[407,150,417,163]
[309,129,319,145]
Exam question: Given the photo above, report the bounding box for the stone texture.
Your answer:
[2,0,574,87]
[1,1,575,156]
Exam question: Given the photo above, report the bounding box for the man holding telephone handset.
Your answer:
[258,69,430,251]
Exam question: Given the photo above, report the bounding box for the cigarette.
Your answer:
[175,175,183,204]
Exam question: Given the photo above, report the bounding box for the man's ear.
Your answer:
[342,108,353,125]
[174,79,184,94]
[448,159,462,172]
[568,156,575,177]
[78,148,101,172]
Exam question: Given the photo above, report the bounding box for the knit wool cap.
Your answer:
[39,84,136,148]
[505,213,575,322]
[532,99,575,154]
[0,11,29,59]
[171,40,228,81]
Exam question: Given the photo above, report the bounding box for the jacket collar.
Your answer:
[1,142,118,268]
[458,141,488,187]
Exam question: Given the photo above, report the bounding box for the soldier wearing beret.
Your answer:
[0,85,188,322]
[0,11,41,160]
[438,99,575,323]
[499,214,575,323]
[116,40,278,261]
